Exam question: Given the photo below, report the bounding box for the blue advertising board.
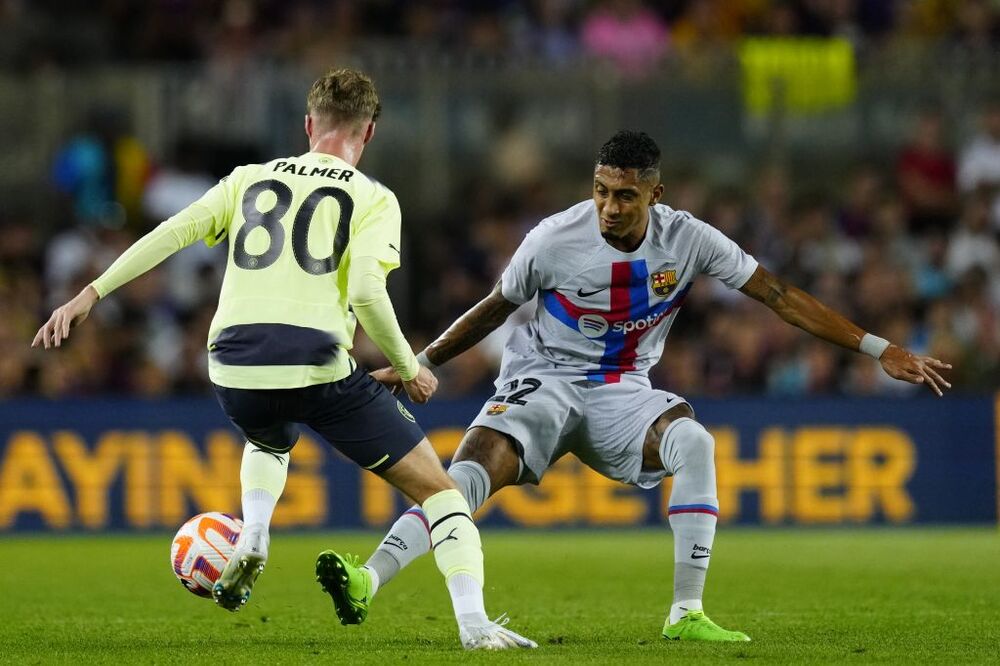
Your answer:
[0,395,996,531]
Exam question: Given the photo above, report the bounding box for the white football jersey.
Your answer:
[499,200,758,383]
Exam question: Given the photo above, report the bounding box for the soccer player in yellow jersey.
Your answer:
[32,68,535,651]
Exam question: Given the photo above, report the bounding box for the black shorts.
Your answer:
[213,366,425,472]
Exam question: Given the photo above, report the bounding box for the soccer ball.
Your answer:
[170,512,243,598]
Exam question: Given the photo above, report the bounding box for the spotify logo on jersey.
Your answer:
[577,314,609,338]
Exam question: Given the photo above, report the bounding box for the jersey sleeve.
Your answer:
[90,174,236,298]
[351,185,402,271]
[693,218,758,289]
[196,169,240,247]
[347,255,420,381]
[500,225,552,305]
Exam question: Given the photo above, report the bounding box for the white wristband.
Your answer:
[859,333,890,360]
[415,350,437,368]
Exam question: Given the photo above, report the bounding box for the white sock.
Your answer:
[239,442,289,530]
[364,508,430,599]
[660,418,719,624]
[670,598,703,624]
[242,488,277,528]
[362,565,381,596]
[447,572,488,626]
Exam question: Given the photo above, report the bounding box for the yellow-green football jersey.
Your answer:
[194,151,403,389]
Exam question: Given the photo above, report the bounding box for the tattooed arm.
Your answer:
[370,281,520,387]
[421,282,521,366]
[738,265,951,395]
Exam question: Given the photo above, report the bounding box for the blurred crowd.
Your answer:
[0,0,998,399]
[3,0,1000,75]
[1,96,998,399]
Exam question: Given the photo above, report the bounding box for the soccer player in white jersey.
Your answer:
[32,68,535,651]
[333,130,952,642]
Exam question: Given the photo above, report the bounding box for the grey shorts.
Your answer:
[468,369,687,488]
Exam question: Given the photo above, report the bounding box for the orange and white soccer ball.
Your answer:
[170,512,243,598]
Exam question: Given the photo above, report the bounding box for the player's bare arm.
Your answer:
[423,282,520,365]
[738,264,952,396]
[370,281,519,386]
[31,285,100,349]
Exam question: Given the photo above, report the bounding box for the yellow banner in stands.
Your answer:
[739,37,856,115]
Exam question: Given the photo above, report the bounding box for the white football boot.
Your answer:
[459,613,538,650]
[212,524,269,612]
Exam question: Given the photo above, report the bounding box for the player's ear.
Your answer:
[650,183,664,205]
[362,120,376,145]
[304,114,313,141]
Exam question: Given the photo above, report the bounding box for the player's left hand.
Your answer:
[879,345,952,396]
[31,285,100,350]
[370,366,403,395]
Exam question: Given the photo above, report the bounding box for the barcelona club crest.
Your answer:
[651,270,678,297]
[486,403,508,416]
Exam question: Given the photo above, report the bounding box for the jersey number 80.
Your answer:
[233,179,353,276]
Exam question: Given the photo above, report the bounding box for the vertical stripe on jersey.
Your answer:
[587,260,649,383]
[621,260,651,374]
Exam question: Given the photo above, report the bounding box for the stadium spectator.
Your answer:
[911,230,953,302]
[142,137,224,314]
[867,196,927,292]
[669,0,745,55]
[515,0,582,64]
[580,0,668,76]
[945,192,1000,290]
[51,107,151,230]
[957,97,1000,229]
[950,267,1000,383]
[755,1,801,37]
[950,0,1000,55]
[791,195,862,278]
[743,164,793,270]
[837,165,883,238]
[895,107,957,234]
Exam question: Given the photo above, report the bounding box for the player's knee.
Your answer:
[661,417,715,473]
[679,419,714,464]
[381,438,456,503]
[454,427,520,490]
[644,403,696,470]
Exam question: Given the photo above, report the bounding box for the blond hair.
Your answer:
[306,68,381,128]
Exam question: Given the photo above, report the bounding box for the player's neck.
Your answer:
[309,131,365,167]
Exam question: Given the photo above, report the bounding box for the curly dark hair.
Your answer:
[596,130,661,182]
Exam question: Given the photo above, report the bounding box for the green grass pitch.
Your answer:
[2,528,999,663]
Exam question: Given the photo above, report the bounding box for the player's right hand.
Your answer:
[401,365,438,404]
[370,366,402,394]
[31,285,99,349]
